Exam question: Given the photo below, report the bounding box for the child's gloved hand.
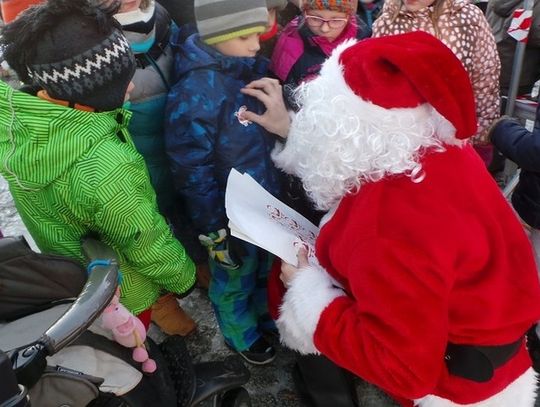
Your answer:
[198,229,243,270]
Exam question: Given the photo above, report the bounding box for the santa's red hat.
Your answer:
[326,32,477,140]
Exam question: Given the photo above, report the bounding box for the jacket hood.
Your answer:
[383,0,470,17]
[0,81,131,190]
[169,31,269,84]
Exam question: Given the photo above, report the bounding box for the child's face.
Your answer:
[213,33,261,58]
[118,0,142,13]
[304,9,349,42]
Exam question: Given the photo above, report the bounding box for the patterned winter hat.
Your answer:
[303,0,356,13]
[1,0,136,112]
[195,0,269,45]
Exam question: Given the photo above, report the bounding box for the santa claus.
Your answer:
[266,32,540,406]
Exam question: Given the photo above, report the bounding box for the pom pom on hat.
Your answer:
[335,32,477,139]
[1,0,136,112]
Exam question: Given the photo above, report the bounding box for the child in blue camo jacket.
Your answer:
[164,0,281,365]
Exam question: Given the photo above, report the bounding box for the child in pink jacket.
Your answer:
[270,0,370,108]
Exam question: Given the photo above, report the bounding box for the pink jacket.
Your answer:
[270,16,366,83]
[373,0,501,144]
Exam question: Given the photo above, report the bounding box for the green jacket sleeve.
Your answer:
[91,159,196,296]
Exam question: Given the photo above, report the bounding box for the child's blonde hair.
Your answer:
[389,0,446,37]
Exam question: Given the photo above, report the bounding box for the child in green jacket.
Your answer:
[0,0,195,322]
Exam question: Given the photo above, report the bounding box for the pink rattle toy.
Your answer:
[101,288,157,373]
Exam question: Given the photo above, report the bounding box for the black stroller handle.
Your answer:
[38,238,119,355]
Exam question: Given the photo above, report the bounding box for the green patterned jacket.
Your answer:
[0,81,195,314]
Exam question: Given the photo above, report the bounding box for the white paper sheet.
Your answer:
[225,169,319,265]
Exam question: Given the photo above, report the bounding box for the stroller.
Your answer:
[0,236,251,407]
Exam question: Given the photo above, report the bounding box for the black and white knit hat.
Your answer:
[195,0,268,45]
[1,0,136,112]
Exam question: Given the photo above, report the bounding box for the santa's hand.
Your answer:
[280,247,309,287]
[240,78,290,138]
[276,248,345,354]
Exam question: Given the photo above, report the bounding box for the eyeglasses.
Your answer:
[304,14,349,29]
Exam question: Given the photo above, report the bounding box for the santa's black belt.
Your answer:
[444,338,522,382]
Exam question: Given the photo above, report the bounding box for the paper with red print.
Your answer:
[508,9,533,42]
[225,169,319,265]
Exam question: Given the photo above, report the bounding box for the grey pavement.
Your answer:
[150,289,399,407]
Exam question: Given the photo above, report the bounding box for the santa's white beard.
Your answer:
[272,63,462,211]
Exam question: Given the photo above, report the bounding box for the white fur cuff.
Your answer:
[276,264,346,354]
[271,139,296,175]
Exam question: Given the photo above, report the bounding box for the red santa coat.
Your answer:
[276,144,540,406]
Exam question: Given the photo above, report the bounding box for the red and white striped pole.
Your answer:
[503,1,534,199]
[505,0,534,116]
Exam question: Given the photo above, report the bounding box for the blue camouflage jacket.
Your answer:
[164,32,281,235]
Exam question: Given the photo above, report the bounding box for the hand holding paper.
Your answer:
[225,169,319,265]
[280,246,309,287]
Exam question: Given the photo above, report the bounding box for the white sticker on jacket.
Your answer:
[235,105,253,127]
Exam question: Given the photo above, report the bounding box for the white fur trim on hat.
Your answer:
[276,264,346,354]
[414,367,538,407]
[317,38,461,144]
